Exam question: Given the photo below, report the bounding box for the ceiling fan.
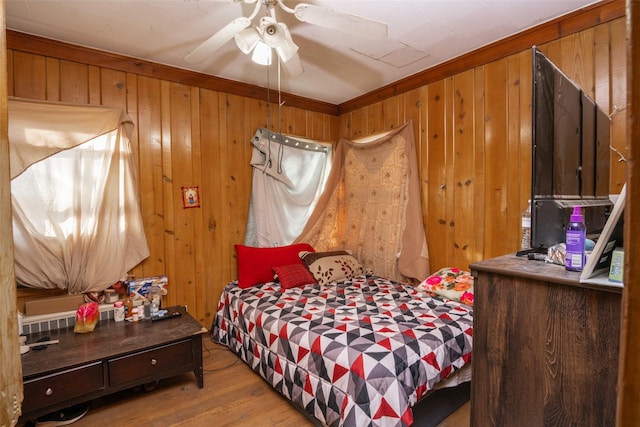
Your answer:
[185,0,388,77]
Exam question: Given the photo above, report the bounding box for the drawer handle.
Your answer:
[45,388,53,396]
[151,358,157,366]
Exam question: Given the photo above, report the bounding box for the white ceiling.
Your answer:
[6,0,601,105]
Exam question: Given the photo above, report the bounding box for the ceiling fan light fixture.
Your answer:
[234,27,260,54]
[275,41,298,63]
[261,22,298,63]
[251,40,272,65]
[260,22,285,46]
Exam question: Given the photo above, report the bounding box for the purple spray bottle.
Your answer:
[565,206,586,271]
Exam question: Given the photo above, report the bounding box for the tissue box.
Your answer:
[127,276,168,302]
[608,248,624,283]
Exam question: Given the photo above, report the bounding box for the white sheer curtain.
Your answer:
[9,98,149,293]
[244,128,333,247]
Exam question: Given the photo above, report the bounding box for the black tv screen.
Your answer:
[530,47,612,250]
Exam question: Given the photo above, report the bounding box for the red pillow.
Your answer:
[273,264,317,289]
[235,243,315,288]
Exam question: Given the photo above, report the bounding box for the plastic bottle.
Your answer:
[565,206,586,271]
[521,200,532,250]
[143,299,151,318]
[114,300,125,322]
[149,284,162,315]
[123,282,134,319]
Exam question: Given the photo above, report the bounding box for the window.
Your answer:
[9,99,149,294]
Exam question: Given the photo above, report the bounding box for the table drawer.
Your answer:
[108,339,193,387]
[22,362,104,413]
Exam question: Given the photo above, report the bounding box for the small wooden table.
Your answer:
[19,305,207,422]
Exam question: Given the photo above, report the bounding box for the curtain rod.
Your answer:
[253,128,330,153]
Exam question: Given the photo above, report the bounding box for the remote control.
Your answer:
[151,310,182,322]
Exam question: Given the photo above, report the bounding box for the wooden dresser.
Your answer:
[19,306,207,422]
[470,255,622,426]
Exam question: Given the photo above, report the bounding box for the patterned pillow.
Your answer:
[299,250,364,286]
[417,267,474,306]
[273,264,317,289]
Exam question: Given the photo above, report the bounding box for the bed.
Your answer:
[211,271,473,427]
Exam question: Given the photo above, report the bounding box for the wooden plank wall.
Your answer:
[9,5,626,329]
[339,17,627,273]
[8,44,339,327]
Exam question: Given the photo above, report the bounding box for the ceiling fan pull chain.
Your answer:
[261,57,273,174]
[276,60,284,175]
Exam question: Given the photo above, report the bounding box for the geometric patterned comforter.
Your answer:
[211,274,473,427]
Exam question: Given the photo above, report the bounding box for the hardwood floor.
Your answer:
[435,401,469,427]
[23,339,470,426]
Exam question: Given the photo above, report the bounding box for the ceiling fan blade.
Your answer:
[281,52,304,78]
[293,3,387,40]
[185,17,251,64]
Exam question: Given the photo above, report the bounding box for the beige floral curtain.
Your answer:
[295,121,429,284]
[9,98,149,293]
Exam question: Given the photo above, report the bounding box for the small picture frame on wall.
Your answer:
[181,186,200,209]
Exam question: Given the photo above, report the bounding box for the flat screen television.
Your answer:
[530,46,612,250]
